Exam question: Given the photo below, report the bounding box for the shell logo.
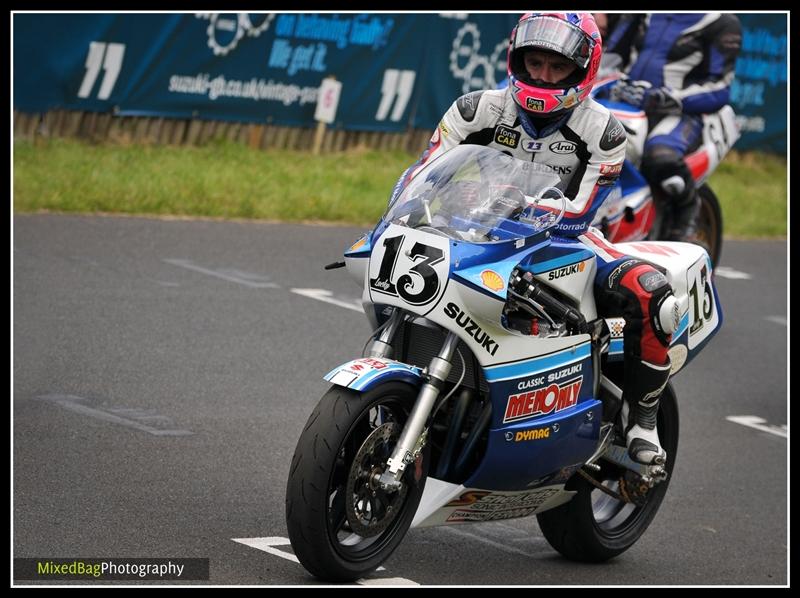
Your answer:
[480,270,505,292]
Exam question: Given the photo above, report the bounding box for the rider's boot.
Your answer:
[661,175,701,244]
[622,357,671,465]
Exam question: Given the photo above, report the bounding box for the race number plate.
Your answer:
[368,224,451,315]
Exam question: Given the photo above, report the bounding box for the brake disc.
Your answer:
[345,422,408,537]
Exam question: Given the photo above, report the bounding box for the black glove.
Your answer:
[641,86,683,116]
[608,75,650,108]
[609,76,682,116]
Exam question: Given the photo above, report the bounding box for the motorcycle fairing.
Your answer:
[523,243,595,275]
[466,342,602,491]
[525,237,598,315]
[482,341,592,383]
[411,478,577,528]
[450,238,550,302]
[366,223,454,318]
[429,267,603,492]
[600,163,655,243]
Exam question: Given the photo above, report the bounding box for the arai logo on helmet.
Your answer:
[526,97,545,112]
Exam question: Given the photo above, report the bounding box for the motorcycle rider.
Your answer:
[602,13,742,242]
[390,12,678,466]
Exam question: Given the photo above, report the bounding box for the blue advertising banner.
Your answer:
[13,12,787,153]
[729,14,787,153]
[13,13,424,130]
[411,14,519,129]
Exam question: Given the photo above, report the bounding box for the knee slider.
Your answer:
[656,291,680,335]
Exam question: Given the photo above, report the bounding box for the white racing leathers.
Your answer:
[390,87,626,237]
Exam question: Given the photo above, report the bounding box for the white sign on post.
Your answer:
[314,77,342,124]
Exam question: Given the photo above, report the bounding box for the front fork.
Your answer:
[369,310,461,492]
[366,308,405,359]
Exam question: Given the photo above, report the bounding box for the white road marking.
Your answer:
[714,266,752,280]
[764,315,787,326]
[35,394,193,436]
[164,259,279,288]
[232,537,418,585]
[439,525,537,557]
[357,577,419,585]
[291,288,363,313]
[726,415,787,438]
[232,537,299,564]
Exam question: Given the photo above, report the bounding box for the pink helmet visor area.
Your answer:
[507,13,602,115]
[513,15,595,69]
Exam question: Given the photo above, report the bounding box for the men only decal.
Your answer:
[504,376,582,423]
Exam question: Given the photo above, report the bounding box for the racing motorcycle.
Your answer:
[285,144,723,582]
[588,72,739,267]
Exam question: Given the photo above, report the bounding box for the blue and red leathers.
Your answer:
[604,14,742,239]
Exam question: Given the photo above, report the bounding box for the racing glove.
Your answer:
[610,76,683,116]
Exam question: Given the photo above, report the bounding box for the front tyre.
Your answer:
[536,384,679,562]
[285,382,427,582]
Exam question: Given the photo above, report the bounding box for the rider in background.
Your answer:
[602,13,742,243]
[390,13,679,466]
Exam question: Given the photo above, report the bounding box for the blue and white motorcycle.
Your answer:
[285,144,723,582]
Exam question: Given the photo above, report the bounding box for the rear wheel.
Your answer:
[536,384,679,562]
[649,184,723,266]
[285,382,427,582]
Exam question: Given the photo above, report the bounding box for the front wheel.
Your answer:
[536,383,679,562]
[285,382,428,582]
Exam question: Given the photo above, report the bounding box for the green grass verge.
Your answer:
[13,138,407,225]
[13,138,786,238]
[708,150,787,238]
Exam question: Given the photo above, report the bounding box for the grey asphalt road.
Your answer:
[12,214,787,586]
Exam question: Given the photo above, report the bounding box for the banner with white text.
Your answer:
[13,13,786,153]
